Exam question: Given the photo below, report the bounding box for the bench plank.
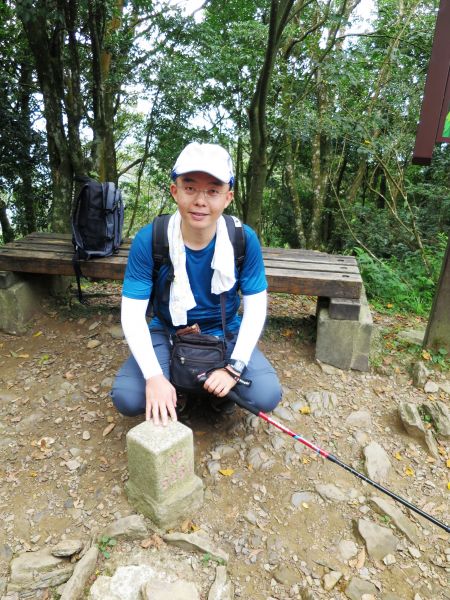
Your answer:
[0,232,363,299]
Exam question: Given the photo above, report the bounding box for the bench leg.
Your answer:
[316,287,373,371]
[0,272,72,335]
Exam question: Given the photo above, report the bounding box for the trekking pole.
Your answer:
[198,376,450,534]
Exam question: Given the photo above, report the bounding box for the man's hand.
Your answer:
[145,374,177,426]
[203,368,237,398]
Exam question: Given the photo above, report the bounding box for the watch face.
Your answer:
[230,359,245,373]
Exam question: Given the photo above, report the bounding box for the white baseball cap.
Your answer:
[172,142,234,186]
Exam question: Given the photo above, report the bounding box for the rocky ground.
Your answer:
[0,283,449,600]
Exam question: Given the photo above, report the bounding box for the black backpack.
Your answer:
[150,213,246,311]
[71,177,124,302]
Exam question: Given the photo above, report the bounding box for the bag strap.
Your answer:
[224,214,246,272]
[72,252,87,304]
[103,182,117,212]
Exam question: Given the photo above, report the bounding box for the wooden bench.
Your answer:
[0,232,372,370]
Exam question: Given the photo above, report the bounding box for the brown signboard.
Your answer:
[412,0,450,164]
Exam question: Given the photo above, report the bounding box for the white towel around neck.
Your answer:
[167,211,236,326]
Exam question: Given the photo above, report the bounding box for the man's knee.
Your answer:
[110,378,145,417]
[257,382,282,412]
[241,374,282,413]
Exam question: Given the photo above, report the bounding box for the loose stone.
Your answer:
[357,518,398,560]
[163,531,229,564]
[364,441,391,483]
[141,579,200,600]
[51,539,84,558]
[101,515,148,540]
[322,570,342,590]
[208,565,233,600]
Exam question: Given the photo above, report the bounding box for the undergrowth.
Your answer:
[355,233,447,316]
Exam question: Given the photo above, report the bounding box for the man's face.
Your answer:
[170,171,233,234]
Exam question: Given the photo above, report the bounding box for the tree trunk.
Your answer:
[308,67,330,249]
[17,3,75,233]
[0,201,14,243]
[247,0,295,236]
[285,134,306,247]
[88,0,125,183]
[16,60,36,234]
[345,0,419,204]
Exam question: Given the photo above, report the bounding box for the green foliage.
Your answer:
[97,536,117,559]
[423,347,449,370]
[201,552,226,566]
[355,233,447,316]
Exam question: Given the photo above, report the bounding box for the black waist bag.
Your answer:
[170,332,225,392]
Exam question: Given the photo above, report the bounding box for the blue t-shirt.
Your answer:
[122,221,267,336]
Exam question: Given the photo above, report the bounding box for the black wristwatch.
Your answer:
[227,359,246,375]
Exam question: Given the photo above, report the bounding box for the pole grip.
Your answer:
[197,374,260,416]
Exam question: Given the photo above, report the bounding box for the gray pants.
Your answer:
[111,330,282,416]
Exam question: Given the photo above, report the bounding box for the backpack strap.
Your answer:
[148,214,172,315]
[152,213,171,276]
[223,214,246,272]
[103,182,116,212]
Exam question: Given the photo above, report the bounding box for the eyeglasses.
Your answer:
[177,184,229,199]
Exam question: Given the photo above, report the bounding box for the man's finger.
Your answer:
[167,399,177,422]
[152,402,160,426]
[160,401,168,426]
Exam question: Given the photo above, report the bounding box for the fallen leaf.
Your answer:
[33,331,43,337]
[386,303,393,309]
[141,533,163,549]
[12,352,29,359]
[281,329,294,337]
[302,457,311,464]
[301,502,309,509]
[219,468,234,477]
[64,371,75,380]
[394,452,403,461]
[422,350,431,361]
[299,406,311,415]
[447,459,450,469]
[102,423,116,437]
[447,482,450,490]
[180,519,200,533]
[404,467,415,477]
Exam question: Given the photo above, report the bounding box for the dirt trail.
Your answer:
[0,287,449,599]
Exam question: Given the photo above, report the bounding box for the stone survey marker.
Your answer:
[126,421,204,529]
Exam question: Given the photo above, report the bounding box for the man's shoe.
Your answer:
[176,393,191,419]
[210,397,236,415]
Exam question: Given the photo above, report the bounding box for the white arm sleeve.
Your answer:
[121,296,163,380]
[230,290,267,365]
